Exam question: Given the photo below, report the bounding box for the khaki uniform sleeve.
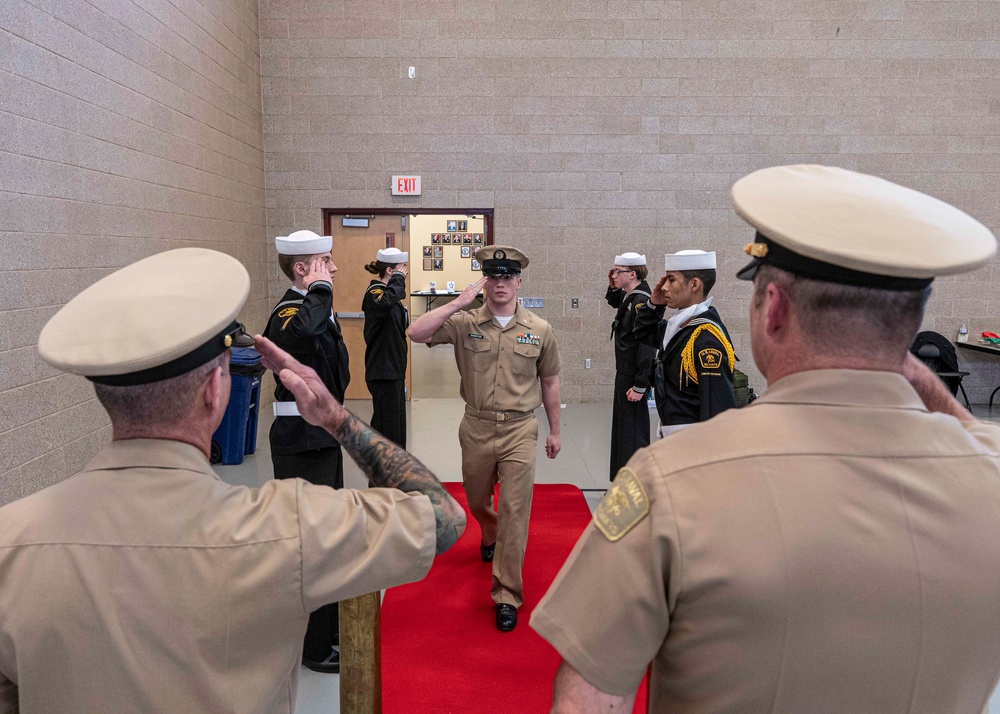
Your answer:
[530,449,676,697]
[536,322,561,378]
[298,483,436,612]
[428,312,463,347]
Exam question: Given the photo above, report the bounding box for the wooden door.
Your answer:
[330,215,410,400]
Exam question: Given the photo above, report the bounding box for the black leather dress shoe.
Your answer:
[495,604,517,632]
[480,540,495,563]
[302,647,340,674]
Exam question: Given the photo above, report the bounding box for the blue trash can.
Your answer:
[211,347,265,465]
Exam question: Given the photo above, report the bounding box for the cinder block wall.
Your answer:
[260,0,1000,403]
[0,0,269,506]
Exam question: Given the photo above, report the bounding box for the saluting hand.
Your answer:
[303,257,333,289]
[393,264,408,278]
[454,276,487,309]
[650,274,669,306]
[254,335,345,428]
[608,268,617,288]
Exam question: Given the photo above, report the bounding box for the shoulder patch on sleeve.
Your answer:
[634,301,645,312]
[698,347,722,370]
[370,287,384,301]
[594,469,650,542]
[278,306,298,330]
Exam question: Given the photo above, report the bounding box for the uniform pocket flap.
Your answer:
[513,343,541,358]
[464,338,492,353]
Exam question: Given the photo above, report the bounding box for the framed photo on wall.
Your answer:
[423,258,433,271]
[447,220,457,232]
[473,233,483,244]
[442,234,452,244]
[458,220,467,231]
[431,233,441,244]
[433,245,443,258]
[433,259,443,270]
[461,246,471,258]
[463,234,473,244]
[471,259,481,271]
[423,246,432,257]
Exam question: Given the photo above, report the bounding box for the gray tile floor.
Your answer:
[215,351,1000,713]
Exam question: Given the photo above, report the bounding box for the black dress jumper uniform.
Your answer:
[362,251,409,447]
[633,302,736,429]
[605,275,655,480]
[265,229,350,672]
[632,250,736,437]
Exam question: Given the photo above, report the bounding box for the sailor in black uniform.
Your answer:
[605,252,655,480]
[362,247,409,448]
[264,228,350,674]
[633,250,736,439]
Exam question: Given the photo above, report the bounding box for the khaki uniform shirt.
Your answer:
[430,303,561,412]
[532,370,1000,713]
[0,439,435,713]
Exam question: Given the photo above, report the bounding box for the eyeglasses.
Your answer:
[611,269,635,275]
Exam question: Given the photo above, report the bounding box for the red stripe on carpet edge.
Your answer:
[382,482,647,713]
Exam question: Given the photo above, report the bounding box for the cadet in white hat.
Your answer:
[2,248,465,712]
[630,247,737,440]
[534,165,1000,714]
[265,228,349,672]
[605,252,655,480]
[362,246,411,448]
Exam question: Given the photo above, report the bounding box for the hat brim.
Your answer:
[736,258,761,281]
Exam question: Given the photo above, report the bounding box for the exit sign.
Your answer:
[392,175,421,195]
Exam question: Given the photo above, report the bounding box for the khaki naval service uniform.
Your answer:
[431,302,561,607]
[0,440,434,713]
[532,370,1000,712]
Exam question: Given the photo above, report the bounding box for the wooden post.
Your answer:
[339,592,381,714]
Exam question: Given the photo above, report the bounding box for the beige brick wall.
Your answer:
[0,0,269,505]
[260,0,1000,403]
[4,0,999,504]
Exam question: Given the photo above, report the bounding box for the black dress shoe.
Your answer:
[495,603,517,632]
[302,647,340,673]
[480,540,496,562]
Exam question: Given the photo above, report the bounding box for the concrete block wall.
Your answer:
[0,0,269,506]
[260,0,1000,403]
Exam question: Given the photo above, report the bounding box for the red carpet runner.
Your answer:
[382,482,647,713]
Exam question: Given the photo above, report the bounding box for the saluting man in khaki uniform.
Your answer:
[409,245,562,632]
[0,249,465,713]
[531,165,1000,713]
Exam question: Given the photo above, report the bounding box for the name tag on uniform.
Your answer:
[468,333,484,339]
[516,333,541,346]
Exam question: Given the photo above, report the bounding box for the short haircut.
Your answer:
[634,265,649,282]
[679,269,716,296]
[278,254,312,281]
[94,352,229,428]
[753,265,930,361]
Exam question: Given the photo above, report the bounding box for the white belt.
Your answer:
[273,402,301,417]
[657,423,691,439]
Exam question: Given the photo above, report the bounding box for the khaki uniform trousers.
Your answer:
[458,411,538,608]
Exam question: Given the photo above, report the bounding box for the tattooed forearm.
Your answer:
[329,411,466,554]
